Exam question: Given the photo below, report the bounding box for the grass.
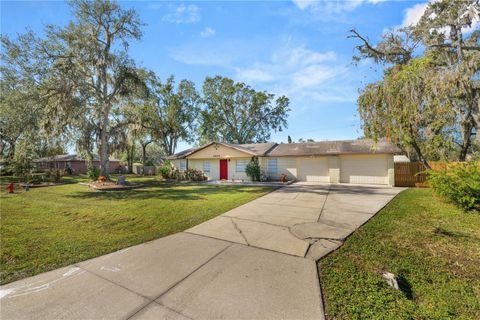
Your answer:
[0,175,274,284]
[319,188,480,320]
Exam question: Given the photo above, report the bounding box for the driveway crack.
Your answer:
[230,218,250,246]
[317,184,332,222]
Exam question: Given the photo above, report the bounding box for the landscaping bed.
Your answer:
[319,188,480,319]
[79,181,143,191]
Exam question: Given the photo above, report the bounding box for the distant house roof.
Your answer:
[34,154,120,162]
[168,139,401,159]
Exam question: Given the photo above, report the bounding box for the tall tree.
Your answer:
[200,76,290,144]
[143,75,201,155]
[37,0,145,177]
[415,0,480,155]
[0,33,45,160]
[350,0,479,162]
[358,57,457,166]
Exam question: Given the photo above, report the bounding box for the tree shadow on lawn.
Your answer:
[67,183,274,201]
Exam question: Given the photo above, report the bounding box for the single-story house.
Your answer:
[34,154,122,174]
[168,139,402,186]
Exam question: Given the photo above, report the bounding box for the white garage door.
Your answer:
[340,155,388,185]
[297,158,329,182]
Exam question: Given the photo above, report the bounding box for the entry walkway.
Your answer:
[0,183,403,320]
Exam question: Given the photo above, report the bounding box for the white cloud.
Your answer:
[162,4,200,24]
[399,1,479,33]
[401,2,428,27]
[200,27,216,38]
[233,45,352,103]
[171,40,356,106]
[292,0,387,14]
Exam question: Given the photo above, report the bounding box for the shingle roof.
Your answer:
[267,139,401,157]
[227,142,277,156]
[168,139,401,159]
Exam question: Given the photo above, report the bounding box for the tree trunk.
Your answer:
[141,143,147,176]
[99,115,110,178]
[459,120,473,161]
[127,143,134,174]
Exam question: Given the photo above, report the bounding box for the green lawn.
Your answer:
[0,176,274,284]
[319,188,480,320]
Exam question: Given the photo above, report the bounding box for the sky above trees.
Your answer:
[1,0,434,149]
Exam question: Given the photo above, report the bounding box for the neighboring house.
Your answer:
[34,154,122,174]
[168,139,402,186]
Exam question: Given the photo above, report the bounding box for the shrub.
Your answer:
[8,156,34,182]
[87,166,100,181]
[171,169,185,181]
[246,157,261,181]
[185,168,206,181]
[44,168,64,182]
[158,160,173,178]
[428,162,480,211]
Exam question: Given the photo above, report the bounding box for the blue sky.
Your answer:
[1,0,426,151]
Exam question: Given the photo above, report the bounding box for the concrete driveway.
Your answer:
[0,183,403,320]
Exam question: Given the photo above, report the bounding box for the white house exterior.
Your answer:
[168,139,401,186]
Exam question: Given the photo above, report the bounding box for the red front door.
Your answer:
[220,159,228,180]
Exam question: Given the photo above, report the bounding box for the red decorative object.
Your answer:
[7,183,14,193]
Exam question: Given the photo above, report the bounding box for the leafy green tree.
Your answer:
[0,33,45,160]
[200,76,290,144]
[142,75,201,155]
[415,0,480,156]
[358,57,457,166]
[351,1,479,162]
[34,0,145,177]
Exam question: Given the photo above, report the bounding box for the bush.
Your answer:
[171,169,185,181]
[246,157,261,181]
[8,157,34,182]
[428,162,480,211]
[158,160,173,178]
[87,166,100,181]
[44,168,64,183]
[185,168,206,181]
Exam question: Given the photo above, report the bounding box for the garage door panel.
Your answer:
[340,155,388,185]
[298,158,329,182]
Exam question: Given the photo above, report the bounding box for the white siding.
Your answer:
[340,154,389,185]
[229,157,251,181]
[259,157,297,180]
[297,157,329,182]
[189,159,220,180]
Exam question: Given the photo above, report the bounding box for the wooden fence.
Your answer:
[394,161,459,187]
[394,162,428,187]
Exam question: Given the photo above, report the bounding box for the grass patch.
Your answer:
[319,188,480,320]
[0,176,273,284]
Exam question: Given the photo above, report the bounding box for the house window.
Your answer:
[236,160,247,172]
[203,160,210,173]
[267,159,277,174]
[179,160,187,171]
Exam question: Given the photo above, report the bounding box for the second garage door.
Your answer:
[297,158,329,182]
[340,154,388,185]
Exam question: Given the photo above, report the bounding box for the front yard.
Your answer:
[319,188,480,319]
[0,176,273,284]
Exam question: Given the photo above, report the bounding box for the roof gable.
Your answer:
[185,142,257,159]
